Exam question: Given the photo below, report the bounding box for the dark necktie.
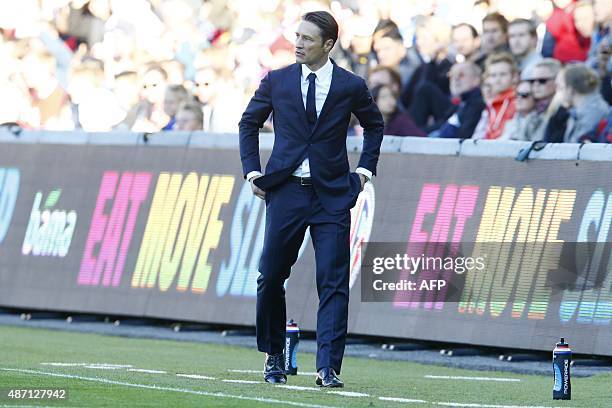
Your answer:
[306,72,317,130]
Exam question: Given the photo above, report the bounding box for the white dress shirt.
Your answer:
[247,57,372,182]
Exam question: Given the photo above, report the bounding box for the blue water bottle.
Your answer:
[553,337,571,400]
[285,319,299,375]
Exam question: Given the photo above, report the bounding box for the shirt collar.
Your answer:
[301,57,333,82]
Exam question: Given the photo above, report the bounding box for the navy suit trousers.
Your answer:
[256,179,351,374]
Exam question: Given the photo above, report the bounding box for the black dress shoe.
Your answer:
[263,353,287,384]
[315,367,344,387]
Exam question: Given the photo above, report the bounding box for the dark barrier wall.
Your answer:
[0,137,610,356]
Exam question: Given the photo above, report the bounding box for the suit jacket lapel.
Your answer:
[290,63,309,135]
[312,61,344,134]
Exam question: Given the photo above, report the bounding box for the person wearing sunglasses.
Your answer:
[516,58,563,141]
[500,81,539,140]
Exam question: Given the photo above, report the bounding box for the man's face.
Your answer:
[194,68,217,104]
[555,73,572,108]
[449,63,481,96]
[375,86,397,116]
[529,66,557,100]
[452,25,479,58]
[175,110,202,131]
[373,37,405,68]
[141,70,166,104]
[367,69,400,94]
[508,23,536,57]
[163,91,182,117]
[295,20,332,66]
[482,21,507,54]
[594,0,612,24]
[487,61,514,96]
[515,81,535,114]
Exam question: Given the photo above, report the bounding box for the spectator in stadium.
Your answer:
[500,81,539,140]
[367,66,403,95]
[543,0,592,63]
[174,101,204,131]
[451,23,481,63]
[593,36,612,104]
[162,85,190,130]
[193,66,216,130]
[343,16,377,80]
[23,49,71,129]
[508,19,542,77]
[473,52,518,139]
[475,13,510,69]
[372,19,421,90]
[112,71,141,130]
[400,16,453,112]
[582,106,612,142]
[428,61,486,139]
[588,0,612,66]
[192,65,243,133]
[371,84,425,136]
[132,64,169,132]
[518,58,563,141]
[545,64,609,142]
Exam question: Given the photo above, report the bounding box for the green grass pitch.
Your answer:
[0,326,609,407]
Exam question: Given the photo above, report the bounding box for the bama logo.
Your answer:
[22,189,77,257]
[0,168,20,244]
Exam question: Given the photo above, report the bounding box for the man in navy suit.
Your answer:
[239,11,384,388]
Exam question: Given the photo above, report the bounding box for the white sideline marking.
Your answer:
[425,375,521,382]
[127,368,167,374]
[379,396,427,403]
[228,369,319,376]
[0,367,337,408]
[327,391,369,397]
[434,403,566,408]
[41,362,132,368]
[2,405,65,408]
[176,373,216,380]
[84,365,123,370]
[277,385,321,392]
[222,379,261,384]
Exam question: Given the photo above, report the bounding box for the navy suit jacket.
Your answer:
[239,60,384,214]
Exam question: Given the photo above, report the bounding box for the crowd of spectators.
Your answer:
[0,0,610,143]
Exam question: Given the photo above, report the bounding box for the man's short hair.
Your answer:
[451,61,482,78]
[452,23,479,39]
[373,19,403,42]
[302,11,339,47]
[166,84,189,99]
[368,66,402,90]
[509,18,537,38]
[484,51,517,74]
[177,101,204,125]
[482,12,509,34]
[529,58,562,79]
[563,64,601,95]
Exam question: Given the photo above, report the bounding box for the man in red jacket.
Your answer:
[474,52,517,140]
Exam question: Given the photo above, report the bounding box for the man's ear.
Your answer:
[324,39,335,52]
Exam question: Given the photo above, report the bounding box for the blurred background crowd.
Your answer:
[0,0,610,143]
